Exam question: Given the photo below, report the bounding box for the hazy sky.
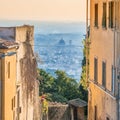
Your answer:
[0,0,86,22]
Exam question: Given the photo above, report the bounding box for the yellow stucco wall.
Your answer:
[88,0,117,119]
[88,83,117,120]
[1,48,17,120]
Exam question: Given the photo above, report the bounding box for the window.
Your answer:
[95,4,98,27]
[106,117,110,120]
[111,66,115,93]
[8,62,10,79]
[94,58,98,83]
[102,61,106,88]
[13,96,15,108]
[12,98,13,110]
[17,90,21,120]
[109,1,114,28]
[94,106,97,120]
[12,96,15,110]
[102,3,107,28]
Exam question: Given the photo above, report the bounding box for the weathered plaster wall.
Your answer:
[77,107,85,120]
[15,26,40,120]
[89,0,117,120]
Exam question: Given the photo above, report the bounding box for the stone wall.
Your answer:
[42,104,71,120]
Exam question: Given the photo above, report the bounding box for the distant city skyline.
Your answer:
[0,0,86,22]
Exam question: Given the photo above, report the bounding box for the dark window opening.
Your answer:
[109,1,114,28]
[17,90,21,120]
[106,117,110,120]
[102,3,107,28]
[111,66,115,93]
[94,106,97,120]
[94,58,98,83]
[95,4,98,27]
[102,61,106,88]
[8,62,10,79]
[74,107,78,120]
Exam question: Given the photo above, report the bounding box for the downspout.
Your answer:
[86,0,89,120]
[113,0,119,120]
[117,1,120,119]
[86,0,89,85]
[114,0,116,96]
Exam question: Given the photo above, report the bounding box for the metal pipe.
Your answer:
[86,0,89,84]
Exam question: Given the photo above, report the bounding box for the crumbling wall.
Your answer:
[33,80,40,120]
[15,26,40,120]
[45,104,70,120]
[20,42,36,120]
[77,108,85,120]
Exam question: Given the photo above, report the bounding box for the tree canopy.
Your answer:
[37,69,87,103]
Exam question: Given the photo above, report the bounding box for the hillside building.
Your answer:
[0,25,40,120]
[88,0,120,119]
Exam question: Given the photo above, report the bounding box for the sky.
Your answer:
[0,0,86,22]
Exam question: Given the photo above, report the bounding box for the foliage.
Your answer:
[79,39,89,101]
[38,69,85,103]
[37,38,89,103]
[41,98,48,115]
[80,39,88,90]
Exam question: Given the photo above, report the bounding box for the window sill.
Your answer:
[102,27,107,30]
[108,27,114,31]
[89,79,116,99]
[94,26,99,29]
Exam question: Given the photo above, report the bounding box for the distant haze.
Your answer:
[0,0,86,22]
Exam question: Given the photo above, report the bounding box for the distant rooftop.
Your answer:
[68,98,87,107]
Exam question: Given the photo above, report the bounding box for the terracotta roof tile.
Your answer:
[0,39,18,49]
[68,98,87,107]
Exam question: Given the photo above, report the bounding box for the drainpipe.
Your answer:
[113,0,119,120]
[86,0,89,120]
[86,0,89,84]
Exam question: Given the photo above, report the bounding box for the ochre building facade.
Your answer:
[88,0,120,120]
